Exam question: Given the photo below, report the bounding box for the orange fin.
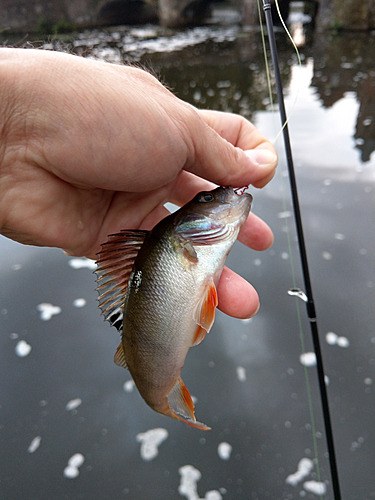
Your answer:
[172,412,211,431]
[95,230,148,331]
[192,325,207,347]
[167,377,210,431]
[114,342,129,370]
[193,279,218,334]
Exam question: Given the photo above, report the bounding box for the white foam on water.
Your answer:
[63,453,85,479]
[285,458,314,486]
[277,210,292,218]
[64,466,79,479]
[364,378,373,385]
[325,332,350,348]
[28,436,42,454]
[68,453,85,468]
[68,258,97,270]
[322,251,332,260]
[178,465,222,500]
[334,233,345,240]
[300,352,317,367]
[217,442,232,461]
[337,336,350,348]
[136,428,168,461]
[326,332,338,345]
[37,303,62,321]
[72,298,86,308]
[66,398,82,411]
[123,380,135,392]
[236,366,246,382]
[11,263,22,270]
[15,340,32,357]
[303,480,327,495]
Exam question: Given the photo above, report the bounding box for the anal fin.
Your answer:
[114,342,129,370]
[167,377,210,431]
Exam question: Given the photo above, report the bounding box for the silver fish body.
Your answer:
[96,186,252,430]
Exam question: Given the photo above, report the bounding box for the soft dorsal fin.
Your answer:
[95,230,148,331]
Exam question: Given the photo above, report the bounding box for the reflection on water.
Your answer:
[14,23,374,164]
[1,21,375,500]
[311,32,375,162]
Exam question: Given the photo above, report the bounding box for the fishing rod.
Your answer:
[260,1,342,499]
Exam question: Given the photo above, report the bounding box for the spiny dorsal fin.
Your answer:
[95,230,148,331]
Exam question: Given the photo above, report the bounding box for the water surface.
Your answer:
[1,23,374,500]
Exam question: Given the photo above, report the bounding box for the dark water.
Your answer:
[1,22,375,500]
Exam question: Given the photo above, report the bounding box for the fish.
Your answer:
[95,186,252,430]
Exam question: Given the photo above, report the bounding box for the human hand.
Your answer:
[0,48,277,319]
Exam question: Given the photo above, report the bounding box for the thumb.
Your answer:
[184,109,277,189]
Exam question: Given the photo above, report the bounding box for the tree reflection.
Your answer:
[310,32,375,163]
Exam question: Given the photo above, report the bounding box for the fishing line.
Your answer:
[259,1,342,498]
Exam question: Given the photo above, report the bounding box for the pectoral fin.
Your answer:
[167,377,210,431]
[193,279,218,335]
[192,325,207,346]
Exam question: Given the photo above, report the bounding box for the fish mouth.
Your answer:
[214,186,253,222]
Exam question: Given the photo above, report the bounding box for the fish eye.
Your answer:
[198,193,214,203]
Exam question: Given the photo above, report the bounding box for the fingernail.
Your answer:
[245,149,277,167]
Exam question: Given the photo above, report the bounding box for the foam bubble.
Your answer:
[277,210,292,219]
[136,428,168,461]
[64,465,79,479]
[326,332,338,345]
[66,398,82,411]
[218,442,232,460]
[334,233,345,240]
[28,436,42,454]
[236,366,246,382]
[15,340,32,357]
[72,298,86,308]
[63,453,85,479]
[37,303,62,321]
[322,251,332,260]
[123,380,135,392]
[337,336,350,348]
[285,457,314,486]
[300,352,317,367]
[68,453,85,468]
[178,465,222,500]
[303,480,327,495]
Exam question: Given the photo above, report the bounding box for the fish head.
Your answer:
[173,186,252,244]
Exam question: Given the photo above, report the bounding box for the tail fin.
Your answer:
[167,377,211,431]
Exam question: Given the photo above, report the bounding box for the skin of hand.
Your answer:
[0,48,277,320]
